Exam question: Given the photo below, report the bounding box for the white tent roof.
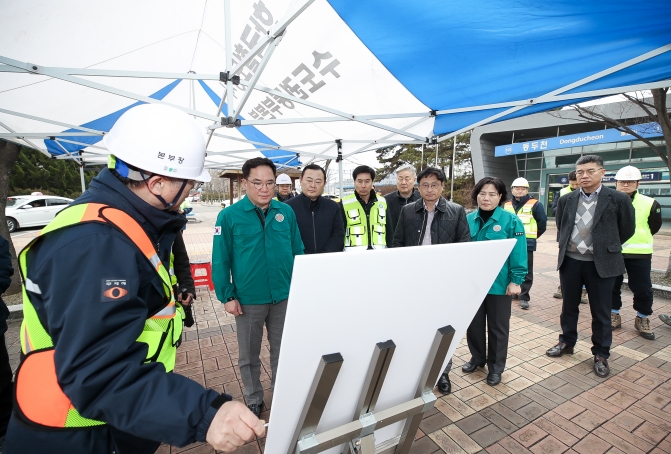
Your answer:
[1,0,670,171]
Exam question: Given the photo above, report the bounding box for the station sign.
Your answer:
[495,122,663,157]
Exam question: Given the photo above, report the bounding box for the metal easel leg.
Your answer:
[394,326,455,454]
[288,353,344,454]
[344,340,396,454]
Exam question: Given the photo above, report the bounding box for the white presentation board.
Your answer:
[266,239,516,454]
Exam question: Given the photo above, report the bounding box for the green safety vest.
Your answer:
[503,199,538,239]
[342,193,387,250]
[559,186,573,197]
[622,192,655,254]
[15,203,183,429]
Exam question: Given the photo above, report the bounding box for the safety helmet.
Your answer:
[103,104,211,183]
[276,173,292,185]
[511,177,530,188]
[614,165,642,181]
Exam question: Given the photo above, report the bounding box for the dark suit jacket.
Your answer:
[556,185,635,278]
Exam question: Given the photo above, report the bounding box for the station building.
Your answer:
[470,97,670,219]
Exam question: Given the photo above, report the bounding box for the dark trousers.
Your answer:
[519,250,534,301]
[0,334,12,437]
[466,294,512,375]
[559,256,615,359]
[612,258,653,316]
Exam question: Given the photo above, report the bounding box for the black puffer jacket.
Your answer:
[392,196,470,247]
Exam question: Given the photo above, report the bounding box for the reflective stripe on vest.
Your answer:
[622,192,655,254]
[342,194,387,249]
[170,252,177,286]
[504,199,538,239]
[16,203,183,429]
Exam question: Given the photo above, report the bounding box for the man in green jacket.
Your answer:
[212,158,304,418]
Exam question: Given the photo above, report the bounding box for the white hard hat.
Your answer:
[511,177,529,188]
[614,165,642,181]
[103,104,210,182]
[276,173,292,185]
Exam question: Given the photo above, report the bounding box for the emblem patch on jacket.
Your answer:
[101,279,130,302]
[275,213,284,222]
[214,226,222,235]
[493,225,501,232]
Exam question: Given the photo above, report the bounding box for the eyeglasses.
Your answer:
[617,180,636,185]
[575,168,603,177]
[420,183,441,190]
[249,180,275,190]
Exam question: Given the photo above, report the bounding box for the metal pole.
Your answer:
[79,163,86,194]
[337,140,344,200]
[188,70,196,118]
[395,326,455,454]
[289,353,344,454]
[450,137,456,201]
[435,141,438,167]
[421,144,424,170]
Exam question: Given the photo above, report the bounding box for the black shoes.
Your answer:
[546,342,574,357]
[437,373,451,394]
[247,403,263,418]
[520,300,529,310]
[594,356,610,377]
[487,373,501,386]
[462,361,483,373]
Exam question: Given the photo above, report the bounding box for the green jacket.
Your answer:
[212,195,304,305]
[467,206,528,295]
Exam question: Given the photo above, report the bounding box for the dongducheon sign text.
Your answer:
[495,123,663,157]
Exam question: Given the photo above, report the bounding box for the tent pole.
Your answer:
[336,140,343,200]
[189,70,196,118]
[450,137,456,202]
[80,163,86,194]
[435,141,438,167]
[224,0,234,117]
[421,144,424,169]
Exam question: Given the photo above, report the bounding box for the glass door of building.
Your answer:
[546,173,569,217]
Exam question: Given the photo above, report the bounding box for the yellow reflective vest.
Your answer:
[342,193,387,250]
[504,199,538,239]
[622,192,655,254]
[559,186,573,197]
[15,203,183,429]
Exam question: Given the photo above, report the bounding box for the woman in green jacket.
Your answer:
[462,177,528,386]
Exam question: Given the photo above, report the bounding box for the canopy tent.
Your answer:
[1,0,671,194]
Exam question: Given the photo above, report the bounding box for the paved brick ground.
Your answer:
[6,203,671,453]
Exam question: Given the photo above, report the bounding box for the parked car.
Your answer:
[5,195,74,233]
[323,194,341,203]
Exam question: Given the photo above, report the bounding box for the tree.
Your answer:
[0,140,23,295]
[556,88,671,276]
[375,132,474,205]
[560,89,671,187]
[9,147,96,198]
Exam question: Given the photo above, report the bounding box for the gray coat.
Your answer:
[556,185,635,278]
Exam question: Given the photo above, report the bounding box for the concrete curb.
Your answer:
[7,304,23,321]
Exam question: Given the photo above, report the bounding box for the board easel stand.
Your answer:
[286,325,455,454]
